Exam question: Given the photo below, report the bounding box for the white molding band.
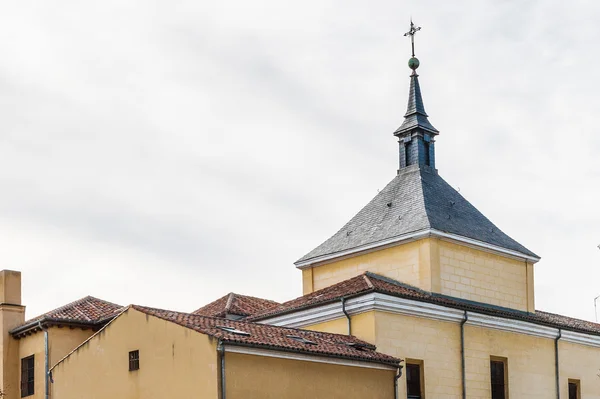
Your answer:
[294,228,540,269]
[561,330,600,347]
[259,293,600,348]
[223,344,398,371]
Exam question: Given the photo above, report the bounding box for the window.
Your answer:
[406,360,424,399]
[490,357,508,399]
[568,379,580,399]
[423,141,430,166]
[20,355,34,397]
[129,350,139,371]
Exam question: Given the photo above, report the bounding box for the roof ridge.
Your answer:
[26,295,120,322]
[364,272,432,295]
[362,274,374,289]
[231,293,280,304]
[133,304,377,341]
[225,293,235,313]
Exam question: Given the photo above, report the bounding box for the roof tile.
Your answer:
[134,305,400,367]
[193,293,279,318]
[297,166,538,263]
[251,272,600,337]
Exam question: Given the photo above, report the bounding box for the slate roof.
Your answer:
[394,73,439,136]
[11,296,123,337]
[133,305,400,367]
[297,165,538,264]
[193,292,280,318]
[251,272,600,337]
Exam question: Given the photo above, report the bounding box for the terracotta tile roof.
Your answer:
[250,272,600,337]
[133,305,400,367]
[193,292,279,318]
[11,296,123,337]
[249,274,378,320]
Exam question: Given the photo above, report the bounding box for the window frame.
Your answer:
[405,359,425,399]
[129,350,140,371]
[490,356,508,399]
[20,354,35,397]
[568,379,581,399]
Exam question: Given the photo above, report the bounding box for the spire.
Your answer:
[394,20,439,170]
[393,73,439,136]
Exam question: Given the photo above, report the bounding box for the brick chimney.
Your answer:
[0,270,25,398]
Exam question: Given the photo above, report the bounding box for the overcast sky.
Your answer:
[0,1,599,321]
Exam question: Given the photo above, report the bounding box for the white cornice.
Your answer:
[466,311,558,339]
[258,294,376,328]
[223,344,398,371]
[561,330,600,347]
[295,230,431,269]
[430,230,540,263]
[259,293,600,348]
[295,229,539,269]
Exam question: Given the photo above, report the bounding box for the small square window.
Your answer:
[129,350,139,371]
[20,355,35,397]
[568,379,580,399]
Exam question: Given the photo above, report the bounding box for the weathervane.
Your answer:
[404,19,422,73]
[404,19,421,58]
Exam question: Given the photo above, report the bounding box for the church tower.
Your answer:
[296,23,539,313]
[394,21,438,171]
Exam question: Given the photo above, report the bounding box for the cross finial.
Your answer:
[403,19,421,58]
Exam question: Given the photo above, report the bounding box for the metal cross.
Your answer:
[403,19,421,57]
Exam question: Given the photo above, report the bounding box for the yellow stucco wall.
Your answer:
[464,324,555,398]
[374,310,463,398]
[17,332,44,399]
[303,312,376,344]
[559,340,600,398]
[51,308,219,399]
[13,327,95,399]
[307,239,432,293]
[369,310,563,398]
[48,328,95,366]
[303,317,348,335]
[303,238,534,313]
[0,269,26,399]
[439,241,532,312]
[225,352,395,399]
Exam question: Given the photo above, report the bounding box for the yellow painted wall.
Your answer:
[0,269,25,399]
[374,310,463,398]
[559,340,600,398]
[51,308,219,399]
[370,310,562,398]
[303,317,348,335]
[13,327,96,399]
[17,332,45,399]
[304,238,534,313]
[439,241,532,312]
[48,328,95,366]
[303,312,376,344]
[225,352,395,399]
[463,324,555,398]
[308,239,434,293]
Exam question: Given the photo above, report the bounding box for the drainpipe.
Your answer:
[555,329,561,399]
[393,362,403,399]
[38,322,49,399]
[217,340,226,399]
[460,311,468,399]
[341,298,351,335]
